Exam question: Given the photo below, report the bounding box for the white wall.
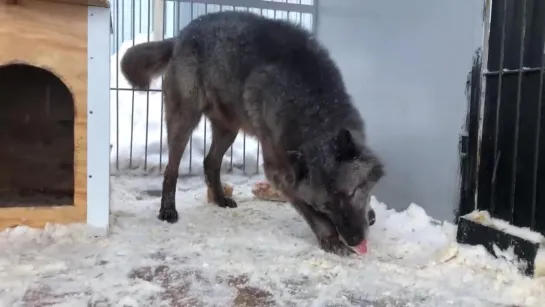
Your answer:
[317,0,484,221]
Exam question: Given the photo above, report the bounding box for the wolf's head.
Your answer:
[284,128,384,249]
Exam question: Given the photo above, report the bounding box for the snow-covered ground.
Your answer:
[1,174,545,307]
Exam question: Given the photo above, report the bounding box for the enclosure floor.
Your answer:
[0,174,543,307]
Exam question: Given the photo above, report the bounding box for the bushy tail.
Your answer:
[120,38,175,89]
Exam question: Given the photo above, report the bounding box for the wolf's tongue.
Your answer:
[353,240,368,254]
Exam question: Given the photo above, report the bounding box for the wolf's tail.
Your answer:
[120,38,175,89]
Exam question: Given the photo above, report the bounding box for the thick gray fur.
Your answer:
[120,11,385,256]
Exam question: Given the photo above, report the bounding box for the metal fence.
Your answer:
[460,0,545,235]
[109,0,317,175]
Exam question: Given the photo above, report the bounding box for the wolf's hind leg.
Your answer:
[203,120,238,208]
[159,87,202,223]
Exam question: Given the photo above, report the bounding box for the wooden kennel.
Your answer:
[0,0,111,232]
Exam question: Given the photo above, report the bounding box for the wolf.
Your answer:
[120,11,385,255]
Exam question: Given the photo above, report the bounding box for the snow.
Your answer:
[110,34,260,175]
[1,174,545,306]
[535,248,545,278]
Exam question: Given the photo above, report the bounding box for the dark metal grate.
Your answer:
[460,0,545,235]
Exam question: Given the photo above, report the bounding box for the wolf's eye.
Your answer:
[349,180,368,198]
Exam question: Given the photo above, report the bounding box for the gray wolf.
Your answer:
[120,11,384,255]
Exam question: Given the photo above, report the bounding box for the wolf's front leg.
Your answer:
[290,199,354,256]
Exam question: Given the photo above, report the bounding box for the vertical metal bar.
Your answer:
[159,0,167,171]
[200,2,207,176]
[230,3,237,171]
[475,0,493,210]
[144,0,152,170]
[242,132,246,174]
[139,0,142,33]
[490,0,509,214]
[153,0,164,41]
[229,137,233,172]
[256,8,263,174]
[121,0,125,43]
[256,141,260,174]
[287,8,291,23]
[245,5,249,174]
[129,0,137,169]
[530,14,545,230]
[189,2,194,174]
[242,0,246,176]
[115,0,121,170]
[509,0,528,223]
[312,0,318,33]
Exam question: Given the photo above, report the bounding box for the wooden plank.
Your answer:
[0,207,85,229]
[0,0,88,229]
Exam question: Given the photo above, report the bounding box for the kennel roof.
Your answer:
[41,0,110,8]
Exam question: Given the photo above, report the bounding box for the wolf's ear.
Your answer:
[361,148,385,186]
[287,150,308,181]
[368,160,385,183]
[333,128,358,161]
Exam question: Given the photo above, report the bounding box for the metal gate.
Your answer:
[459,0,545,235]
[109,0,317,175]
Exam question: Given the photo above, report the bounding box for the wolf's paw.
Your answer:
[319,236,355,256]
[158,208,179,223]
[217,197,238,209]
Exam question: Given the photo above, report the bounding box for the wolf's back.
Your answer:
[120,38,175,89]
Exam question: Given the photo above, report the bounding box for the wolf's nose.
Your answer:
[368,209,376,226]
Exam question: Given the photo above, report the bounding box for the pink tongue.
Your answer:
[353,240,368,254]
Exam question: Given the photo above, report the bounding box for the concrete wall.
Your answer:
[316,0,484,221]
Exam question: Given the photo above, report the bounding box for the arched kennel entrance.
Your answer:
[0,64,75,207]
